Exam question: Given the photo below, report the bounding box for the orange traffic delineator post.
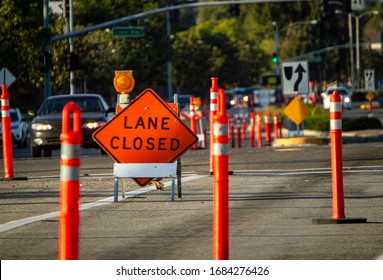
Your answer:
[213,88,229,260]
[189,97,198,149]
[255,113,262,148]
[230,116,235,148]
[330,92,345,220]
[58,102,83,260]
[242,114,247,140]
[250,112,255,148]
[1,84,14,179]
[210,77,218,173]
[264,112,271,145]
[236,114,241,148]
[273,113,279,140]
[369,100,373,113]
[313,91,366,225]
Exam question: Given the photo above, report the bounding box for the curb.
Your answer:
[273,137,326,147]
[273,129,383,147]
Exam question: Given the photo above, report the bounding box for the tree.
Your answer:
[0,0,50,110]
[51,0,170,100]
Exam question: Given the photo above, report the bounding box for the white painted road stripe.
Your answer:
[0,174,208,234]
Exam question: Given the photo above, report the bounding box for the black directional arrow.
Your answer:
[366,71,372,81]
[294,63,306,92]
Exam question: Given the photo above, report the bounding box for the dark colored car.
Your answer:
[29,94,114,157]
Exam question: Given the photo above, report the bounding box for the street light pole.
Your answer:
[166,10,173,101]
[43,0,51,100]
[272,19,318,74]
[355,10,379,89]
[69,0,75,95]
[348,13,355,90]
[273,22,280,75]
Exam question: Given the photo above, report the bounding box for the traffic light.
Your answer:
[66,52,72,69]
[320,0,328,12]
[272,52,278,64]
[66,52,79,71]
[343,0,351,13]
[229,4,240,17]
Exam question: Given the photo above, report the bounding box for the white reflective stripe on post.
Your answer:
[330,119,342,130]
[210,92,217,111]
[1,99,9,106]
[214,143,228,155]
[330,101,342,112]
[210,92,217,101]
[61,143,81,159]
[214,123,228,136]
[60,166,80,181]
[1,110,10,117]
[190,104,195,116]
[60,143,81,181]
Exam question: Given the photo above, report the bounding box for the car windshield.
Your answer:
[38,97,104,115]
[328,89,348,96]
[10,110,19,122]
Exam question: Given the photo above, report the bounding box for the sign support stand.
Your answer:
[113,162,178,202]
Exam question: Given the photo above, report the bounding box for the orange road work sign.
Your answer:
[92,88,198,186]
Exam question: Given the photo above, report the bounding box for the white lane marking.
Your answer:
[0,174,208,234]
[233,165,383,176]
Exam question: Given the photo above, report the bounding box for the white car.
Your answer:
[322,86,352,110]
[0,108,29,148]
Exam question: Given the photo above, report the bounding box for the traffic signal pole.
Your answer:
[44,0,284,98]
[272,22,280,75]
[68,0,75,95]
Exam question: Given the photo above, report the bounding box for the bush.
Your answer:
[343,117,382,131]
[303,106,329,131]
[292,106,382,132]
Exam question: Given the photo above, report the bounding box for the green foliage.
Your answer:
[0,0,50,110]
[343,117,382,131]
[302,106,382,131]
[2,0,383,113]
[304,113,330,132]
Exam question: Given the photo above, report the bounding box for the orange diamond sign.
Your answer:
[92,88,198,186]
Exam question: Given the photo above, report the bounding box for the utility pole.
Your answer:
[272,22,280,75]
[348,12,355,90]
[64,0,75,94]
[166,10,173,100]
[69,0,75,95]
[43,0,51,100]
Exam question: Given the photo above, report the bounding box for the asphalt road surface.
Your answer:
[1,139,383,260]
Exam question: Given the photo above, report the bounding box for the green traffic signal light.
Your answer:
[272,52,278,64]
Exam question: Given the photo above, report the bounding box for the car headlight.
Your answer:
[31,123,52,131]
[344,97,350,103]
[83,121,105,129]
